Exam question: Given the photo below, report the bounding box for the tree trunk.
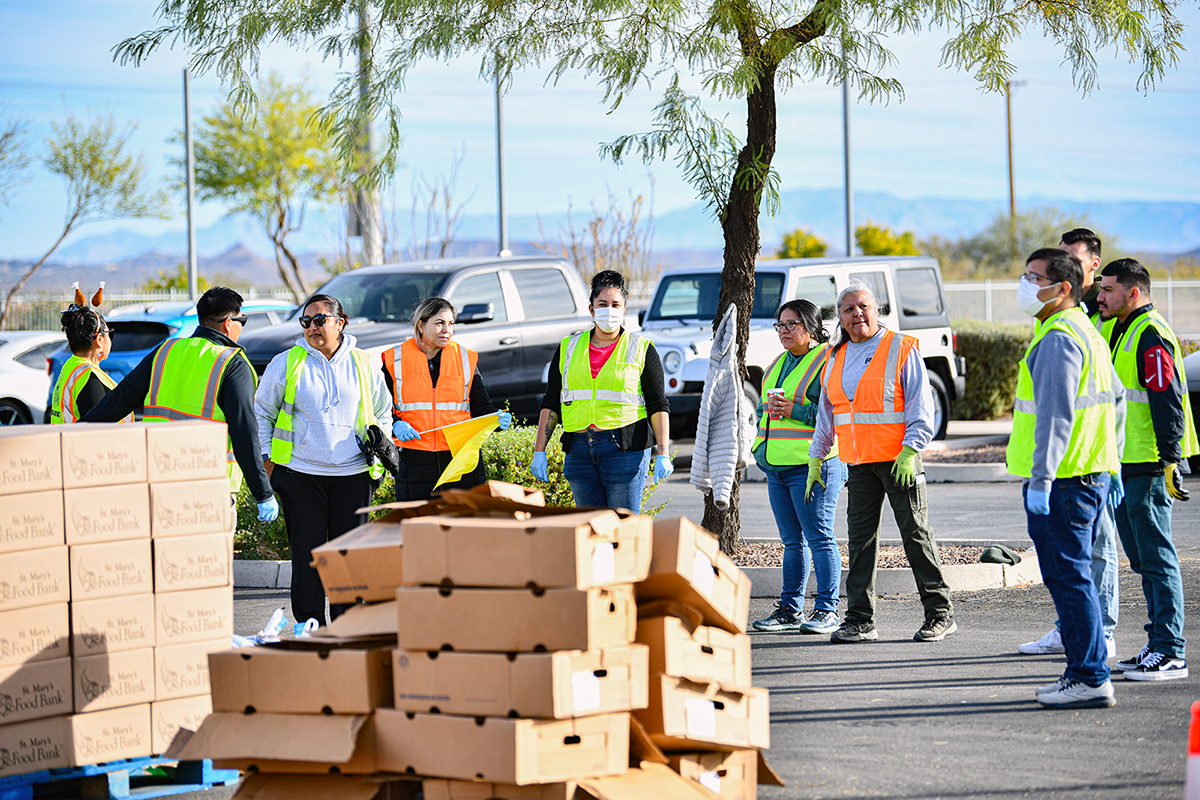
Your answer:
[0,227,72,331]
[703,60,778,556]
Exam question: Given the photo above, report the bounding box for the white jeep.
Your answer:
[639,256,967,440]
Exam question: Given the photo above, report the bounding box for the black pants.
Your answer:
[270,465,375,625]
[397,448,485,501]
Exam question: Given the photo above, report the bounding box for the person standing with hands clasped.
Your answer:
[532,270,671,513]
[1097,258,1197,681]
[808,282,955,644]
[1007,248,1124,709]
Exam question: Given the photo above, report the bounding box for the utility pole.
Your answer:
[1005,79,1026,262]
[351,1,383,266]
[495,69,510,257]
[183,68,198,300]
[843,73,854,258]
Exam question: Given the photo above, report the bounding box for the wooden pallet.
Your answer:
[0,758,238,800]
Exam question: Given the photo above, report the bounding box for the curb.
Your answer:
[925,463,1020,483]
[234,559,292,589]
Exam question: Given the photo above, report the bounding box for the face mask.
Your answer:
[1017,279,1061,317]
[593,307,624,333]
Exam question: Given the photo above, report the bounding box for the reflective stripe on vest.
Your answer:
[559,330,649,431]
[50,356,123,424]
[752,344,839,465]
[389,338,477,451]
[823,329,914,465]
[1110,309,1200,463]
[1006,307,1119,479]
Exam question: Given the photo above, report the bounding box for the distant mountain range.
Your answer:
[4,189,1197,292]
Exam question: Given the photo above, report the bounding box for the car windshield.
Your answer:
[647,272,785,321]
[310,271,449,323]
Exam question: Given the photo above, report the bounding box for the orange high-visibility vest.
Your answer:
[383,338,477,452]
[824,329,918,465]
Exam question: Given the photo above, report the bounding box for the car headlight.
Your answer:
[662,350,682,373]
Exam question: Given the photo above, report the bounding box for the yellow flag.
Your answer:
[432,414,500,490]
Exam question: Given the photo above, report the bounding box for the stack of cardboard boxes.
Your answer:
[0,421,233,777]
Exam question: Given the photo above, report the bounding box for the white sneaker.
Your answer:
[1018,628,1065,655]
[1035,676,1070,697]
[1105,634,1116,660]
[1037,679,1116,709]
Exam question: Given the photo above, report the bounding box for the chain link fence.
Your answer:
[1,289,296,332]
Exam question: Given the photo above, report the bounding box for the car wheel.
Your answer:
[928,372,949,442]
[0,399,31,426]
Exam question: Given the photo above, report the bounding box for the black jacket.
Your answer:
[81,325,274,502]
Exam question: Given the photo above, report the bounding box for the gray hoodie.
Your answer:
[255,333,391,477]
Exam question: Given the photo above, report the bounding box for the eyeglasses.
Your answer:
[225,315,249,326]
[773,320,803,332]
[1021,270,1052,284]
[96,329,114,337]
[299,313,336,329]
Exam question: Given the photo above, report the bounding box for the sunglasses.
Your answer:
[225,315,249,326]
[299,313,338,329]
[96,328,114,337]
[773,320,803,332]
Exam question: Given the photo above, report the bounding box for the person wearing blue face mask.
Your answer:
[531,270,672,512]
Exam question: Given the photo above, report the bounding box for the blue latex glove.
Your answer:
[653,455,674,482]
[531,451,549,481]
[257,495,280,522]
[1025,488,1051,516]
[1108,471,1125,511]
[392,419,421,441]
[497,411,512,430]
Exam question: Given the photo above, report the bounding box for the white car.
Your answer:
[1184,349,1200,471]
[0,331,67,425]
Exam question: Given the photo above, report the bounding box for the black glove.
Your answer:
[357,424,401,478]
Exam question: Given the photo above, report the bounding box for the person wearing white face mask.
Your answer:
[531,270,672,512]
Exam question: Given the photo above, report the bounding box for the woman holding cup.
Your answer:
[750,299,846,634]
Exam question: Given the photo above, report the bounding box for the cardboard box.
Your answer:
[0,714,71,776]
[636,616,751,691]
[634,675,769,753]
[0,602,70,667]
[312,521,404,604]
[167,711,377,774]
[144,420,228,483]
[69,702,153,765]
[63,483,150,545]
[668,751,783,800]
[580,762,728,800]
[156,638,226,701]
[0,489,64,554]
[73,646,155,712]
[374,709,629,785]
[323,600,398,638]
[60,424,147,488]
[401,510,651,589]
[0,545,69,612]
[0,657,73,724]
[208,639,393,714]
[392,645,648,719]
[0,426,61,497]
[422,781,578,800]
[153,532,233,593]
[151,478,233,538]
[395,586,636,653]
[70,594,155,657]
[155,585,233,646]
[440,480,546,507]
[637,519,751,635]
[151,694,212,755]
[235,773,420,800]
[69,538,153,601]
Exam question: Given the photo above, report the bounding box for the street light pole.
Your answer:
[495,70,510,257]
[1005,79,1026,261]
[183,68,198,301]
[843,74,854,258]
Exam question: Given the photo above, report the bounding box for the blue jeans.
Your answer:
[1056,503,1119,636]
[1024,473,1111,686]
[1114,472,1185,659]
[563,430,650,513]
[766,456,845,615]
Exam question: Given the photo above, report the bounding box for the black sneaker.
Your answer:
[914,615,957,642]
[1115,644,1150,672]
[750,602,804,632]
[1123,651,1188,681]
[830,619,878,643]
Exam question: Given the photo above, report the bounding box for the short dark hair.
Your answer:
[1060,228,1101,260]
[777,298,828,344]
[589,270,628,304]
[61,305,104,356]
[1027,248,1083,304]
[1100,258,1151,296]
[196,287,244,327]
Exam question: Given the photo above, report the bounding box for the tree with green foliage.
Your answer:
[857,221,919,256]
[777,228,828,259]
[116,0,1185,553]
[183,73,344,302]
[0,112,167,330]
[140,263,212,293]
[0,110,30,215]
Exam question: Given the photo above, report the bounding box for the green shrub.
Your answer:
[951,318,1034,420]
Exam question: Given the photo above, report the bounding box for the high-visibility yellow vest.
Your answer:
[559,330,649,432]
[752,344,839,465]
[1006,307,1119,479]
[1109,308,1199,464]
[269,345,384,479]
[143,336,255,493]
[50,355,119,424]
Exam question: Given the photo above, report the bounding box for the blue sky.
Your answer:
[1,0,1198,260]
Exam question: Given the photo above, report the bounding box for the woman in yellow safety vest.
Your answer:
[531,270,672,513]
[255,293,392,626]
[50,288,117,424]
[749,299,845,636]
[382,297,512,501]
